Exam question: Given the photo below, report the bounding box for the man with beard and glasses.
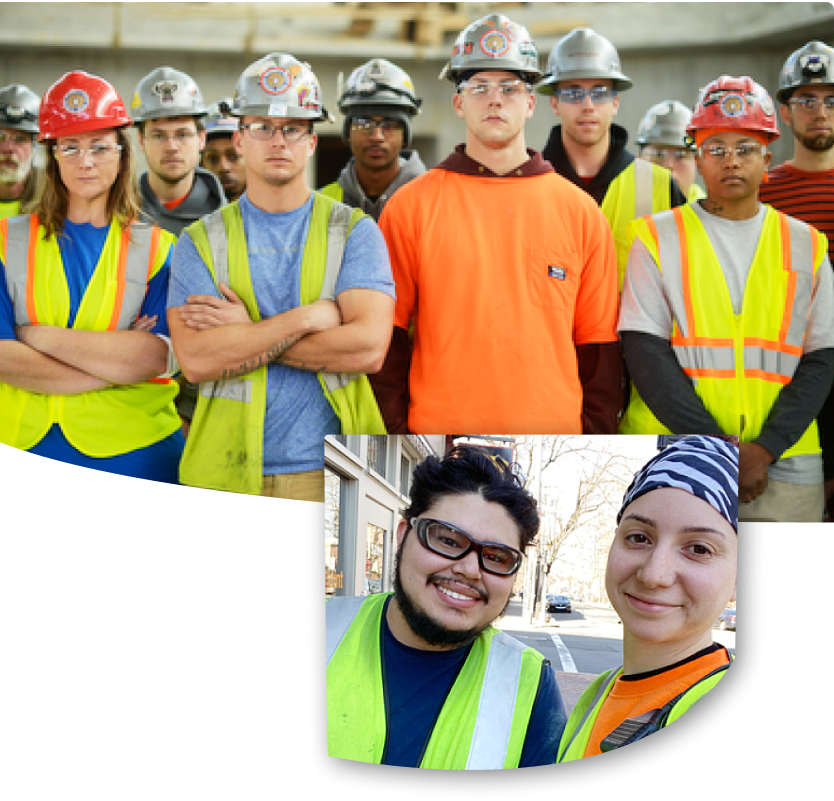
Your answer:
[326,445,566,769]
[0,84,42,219]
[760,41,834,518]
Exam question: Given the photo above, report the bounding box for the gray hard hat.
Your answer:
[636,100,695,149]
[338,58,421,146]
[0,83,40,134]
[440,13,542,85]
[131,66,208,123]
[537,27,632,95]
[777,40,834,103]
[229,53,333,123]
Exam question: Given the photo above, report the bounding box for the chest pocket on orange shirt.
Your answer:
[526,244,580,311]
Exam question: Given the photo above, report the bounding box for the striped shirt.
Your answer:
[759,162,834,261]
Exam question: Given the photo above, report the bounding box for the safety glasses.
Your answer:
[410,518,524,576]
[555,86,617,105]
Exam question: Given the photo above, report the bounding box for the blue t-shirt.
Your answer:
[380,599,566,768]
[168,192,395,475]
[0,219,172,338]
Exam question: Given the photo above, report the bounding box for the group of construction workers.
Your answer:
[0,6,812,768]
[0,15,834,522]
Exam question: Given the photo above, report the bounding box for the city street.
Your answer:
[495,597,737,712]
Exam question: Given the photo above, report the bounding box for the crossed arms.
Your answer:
[1,318,169,395]
[167,282,394,384]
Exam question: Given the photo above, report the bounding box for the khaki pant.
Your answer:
[739,478,824,524]
[262,470,325,503]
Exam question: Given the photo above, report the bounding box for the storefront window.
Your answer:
[325,468,344,596]
[365,523,385,594]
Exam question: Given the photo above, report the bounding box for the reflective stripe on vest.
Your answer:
[179,194,385,494]
[601,159,676,289]
[326,594,542,769]
[656,207,816,385]
[558,658,732,762]
[0,215,180,456]
[4,215,159,330]
[619,205,824,455]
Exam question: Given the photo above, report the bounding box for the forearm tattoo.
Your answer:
[220,334,304,379]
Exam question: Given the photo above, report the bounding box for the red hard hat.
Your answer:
[38,70,132,142]
[687,75,780,144]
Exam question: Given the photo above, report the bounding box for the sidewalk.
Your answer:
[495,610,598,714]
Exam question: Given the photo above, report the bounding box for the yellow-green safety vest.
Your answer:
[558,655,732,762]
[180,192,386,496]
[0,199,22,220]
[326,593,545,769]
[318,182,343,202]
[619,204,827,458]
[0,214,180,456]
[601,158,677,290]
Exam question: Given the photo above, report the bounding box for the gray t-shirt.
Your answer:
[619,201,834,484]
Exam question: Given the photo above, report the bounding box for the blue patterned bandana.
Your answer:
[618,436,739,532]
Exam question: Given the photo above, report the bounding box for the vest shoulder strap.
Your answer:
[632,158,654,219]
[326,595,368,668]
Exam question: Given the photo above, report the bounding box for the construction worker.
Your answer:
[559,436,737,761]
[132,66,226,236]
[167,53,395,502]
[618,75,834,524]
[759,40,834,517]
[200,99,246,203]
[320,58,425,221]
[0,71,183,482]
[327,445,566,768]
[0,83,42,219]
[375,14,621,436]
[636,100,706,202]
[537,28,686,288]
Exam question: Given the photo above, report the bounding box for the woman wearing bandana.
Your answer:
[558,435,738,761]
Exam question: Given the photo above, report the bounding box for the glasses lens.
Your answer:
[418,520,519,575]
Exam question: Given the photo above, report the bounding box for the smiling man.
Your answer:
[374,14,620,437]
[559,436,738,761]
[327,445,566,769]
[618,76,834,523]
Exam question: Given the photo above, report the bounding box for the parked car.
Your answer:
[714,608,736,631]
[546,594,572,613]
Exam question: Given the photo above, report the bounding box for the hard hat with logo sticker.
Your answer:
[0,84,40,134]
[687,75,780,143]
[38,71,132,142]
[337,58,421,145]
[777,40,834,103]
[636,100,695,149]
[537,27,632,95]
[440,13,542,85]
[228,53,333,123]
[131,66,208,124]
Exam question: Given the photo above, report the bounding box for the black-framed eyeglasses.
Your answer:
[410,517,524,576]
[240,121,312,142]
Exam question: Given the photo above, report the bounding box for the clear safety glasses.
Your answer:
[555,86,617,105]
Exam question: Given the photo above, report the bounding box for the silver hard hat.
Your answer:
[0,83,40,134]
[636,100,694,148]
[777,40,834,104]
[131,66,208,123]
[537,27,632,95]
[441,13,542,85]
[229,53,333,123]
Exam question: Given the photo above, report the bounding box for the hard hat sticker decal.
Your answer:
[152,81,179,104]
[63,89,89,115]
[480,30,511,59]
[260,67,291,95]
[720,93,746,117]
